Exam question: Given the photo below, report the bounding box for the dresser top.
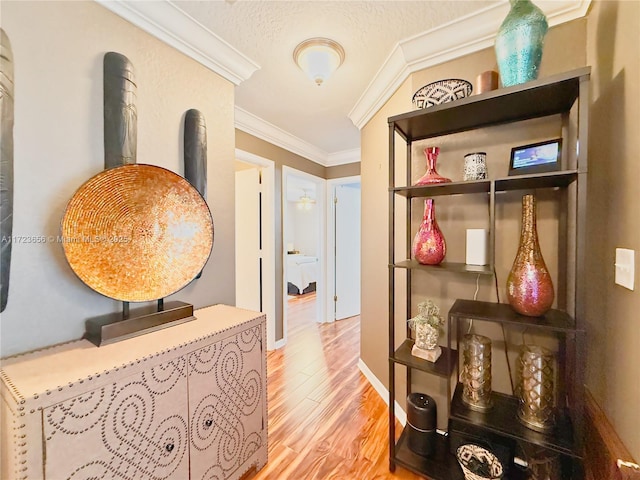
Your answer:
[0,304,263,407]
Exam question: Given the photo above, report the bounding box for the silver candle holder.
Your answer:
[517,344,556,432]
[461,334,493,411]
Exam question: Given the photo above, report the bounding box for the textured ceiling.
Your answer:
[176,1,498,156]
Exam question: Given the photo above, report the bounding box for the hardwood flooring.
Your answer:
[253,293,424,480]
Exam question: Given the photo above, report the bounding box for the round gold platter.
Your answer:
[61,164,213,302]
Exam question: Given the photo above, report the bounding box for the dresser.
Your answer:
[0,305,267,480]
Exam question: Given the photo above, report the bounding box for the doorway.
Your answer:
[327,176,361,321]
[234,149,276,350]
[282,166,326,342]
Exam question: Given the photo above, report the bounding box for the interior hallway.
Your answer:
[253,293,421,479]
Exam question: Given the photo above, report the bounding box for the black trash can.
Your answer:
[407,393,437,457]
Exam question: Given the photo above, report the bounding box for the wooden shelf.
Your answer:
[450,383,582,458]
[494,170,578,192]
[388,67,590,142]
[392,179,490,198]
[392,260,494,276]
[391,339,456,378]
[392,170,578,198]
[448,299,579,332]
[394,429,464,480]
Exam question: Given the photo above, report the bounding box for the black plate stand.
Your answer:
[84,300,194,346]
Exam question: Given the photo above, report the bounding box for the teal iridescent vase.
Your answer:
[495,0,548,87]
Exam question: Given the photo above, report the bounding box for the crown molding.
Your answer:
[349,0,592,130]
[235,107,330,166]
[95,0,260,85]
[326,148,361,167]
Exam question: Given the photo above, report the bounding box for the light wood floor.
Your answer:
[253,293,424,480]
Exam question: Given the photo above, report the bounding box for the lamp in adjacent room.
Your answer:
[293,38,345,86]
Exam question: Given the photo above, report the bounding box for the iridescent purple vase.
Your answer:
[412,199,446,265]
[507,194,554,316]
[415,147,452,186]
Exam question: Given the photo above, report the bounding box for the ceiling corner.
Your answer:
[95,0,260,85]
[348,0,592,131]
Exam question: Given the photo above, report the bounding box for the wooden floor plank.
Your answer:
[253,293,425,480]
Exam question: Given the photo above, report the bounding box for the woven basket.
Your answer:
[456,444,504,480]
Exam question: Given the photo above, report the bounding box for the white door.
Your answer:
[334,184,361,320]
[235,168,261,312]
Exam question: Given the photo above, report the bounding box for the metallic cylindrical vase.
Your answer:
[462,334,493,411]
[517,345,555,432]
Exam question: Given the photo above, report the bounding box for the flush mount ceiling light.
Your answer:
[293,38,345,87]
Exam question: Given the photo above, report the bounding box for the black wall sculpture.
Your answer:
[183,109,207,199]
[104,52,137,169]
[1,29,14,313]
[184,109,208,280]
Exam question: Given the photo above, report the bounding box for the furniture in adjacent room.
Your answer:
[287,254,318,295]
[0,305,267,480]
[387,67,590,479]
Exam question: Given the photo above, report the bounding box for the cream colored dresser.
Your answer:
[0,305,267,480]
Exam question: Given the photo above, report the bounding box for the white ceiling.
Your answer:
[176,1,496,156]
[98,0,591,166]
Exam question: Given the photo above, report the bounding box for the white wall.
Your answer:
[292,204,318,257]
[0,1,236,356]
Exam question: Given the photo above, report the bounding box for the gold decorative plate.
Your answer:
[61,164,213,302]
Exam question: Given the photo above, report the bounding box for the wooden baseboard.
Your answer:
[585,389,640,480]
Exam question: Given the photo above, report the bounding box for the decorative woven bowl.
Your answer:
[456,444,504,480]
[412,79,472,109]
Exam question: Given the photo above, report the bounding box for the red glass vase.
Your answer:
[507,194,554,316]
[415,147,452,186]
[412,199,446,265]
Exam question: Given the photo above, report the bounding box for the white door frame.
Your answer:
[326,175,361,322]
[282,166,327,343]
[235,149,277,350]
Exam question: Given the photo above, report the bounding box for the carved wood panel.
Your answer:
[188,326,265,480]
[43,356,189,480]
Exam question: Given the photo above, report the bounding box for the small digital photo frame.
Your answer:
[509,139,562,176]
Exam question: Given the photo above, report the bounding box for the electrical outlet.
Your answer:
[615,248,635,290]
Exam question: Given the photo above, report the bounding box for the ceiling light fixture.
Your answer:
[297,190,316,210]
[293,38,345,87]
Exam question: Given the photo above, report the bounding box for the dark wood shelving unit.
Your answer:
[394,430,464,480]
[388,67,590,480]
[392,260,494,276]
[450,383,579,458]
[392,339,456,378]
[449,299,579,332]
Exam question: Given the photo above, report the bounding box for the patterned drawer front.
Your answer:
[43,357,189,480]
[188,326,265,480]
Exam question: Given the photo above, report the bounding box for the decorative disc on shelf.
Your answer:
[61,164,213,302]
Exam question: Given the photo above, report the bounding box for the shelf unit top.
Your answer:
[388,67,590,142]
[449,299,578,332]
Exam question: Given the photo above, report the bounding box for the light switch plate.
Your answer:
[615,248,635,290]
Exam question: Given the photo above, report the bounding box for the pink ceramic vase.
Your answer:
[412,199,446,265]
[415,147,452,186]
[507,194,554,316]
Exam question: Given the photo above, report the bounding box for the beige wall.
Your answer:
[585,0,640,460]
[361,19,589,428]
[327,162,360,179]
[0,1,236,356]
